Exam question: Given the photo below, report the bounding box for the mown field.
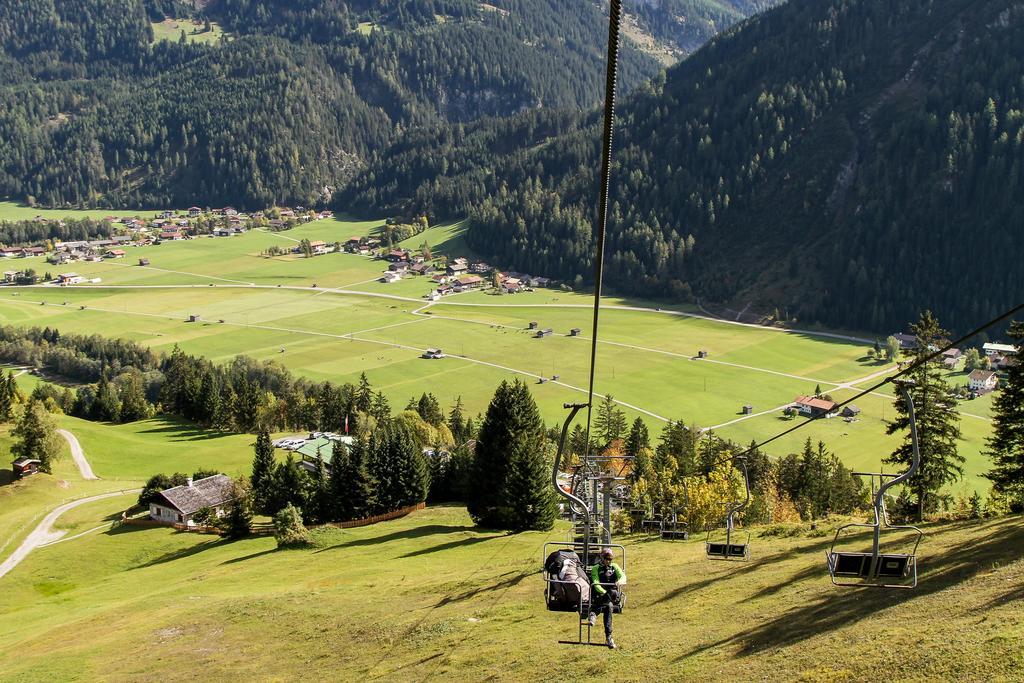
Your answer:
[0,502,1021,682]
[0,219,1001,492]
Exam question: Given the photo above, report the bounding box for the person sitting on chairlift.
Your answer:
[588,548,626,649]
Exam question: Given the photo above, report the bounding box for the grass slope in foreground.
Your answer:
[0,506,1021,680]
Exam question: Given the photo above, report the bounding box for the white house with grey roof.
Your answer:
[149,474,234,526]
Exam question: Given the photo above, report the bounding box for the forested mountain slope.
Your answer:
[0,0,768,209]
[349,0,1024,334]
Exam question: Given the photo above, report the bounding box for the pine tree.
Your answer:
[594,394,627,443]
[93,375,121,422]
[503,428,557,531]
[11,398,63,473]
[250,428,276,514]
[385,422,430,508]
[356,372,373,412]
[370,391,390,424]
[417,392,444,427]
[332,437,377,520]
[469,379,552,529]
[366,428,393,513]
[448,396,469,444]
[885,311,964,521]
[798,438,831,520]
[0,370,19,421]
[267,454,309,516]
[624,417,650,459]
[655,420,697,475]
[221,477,253,540]
[984,321,1024,511]
[117,370,151,422]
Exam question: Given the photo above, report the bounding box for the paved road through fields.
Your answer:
[0,489,139,580]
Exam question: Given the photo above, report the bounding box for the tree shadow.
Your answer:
[675,518,1024,660]
[400,533,504,558]
[313,524,480,553]
[221,547,278,565]
[655,535,838,604]
[434,568,534,607]
[138,420,228,442]
[130,537,231,569]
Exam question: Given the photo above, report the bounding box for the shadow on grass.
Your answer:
[221,547,278,565]
[313,524,480,553]
[138,420,228,442]
[655,535,838,604]
[435,568,534,607]
[675,517,1024,660]
[130,537,232,569]
[400,533,505,559]
[0,470,14,486]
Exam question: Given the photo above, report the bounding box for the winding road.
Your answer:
[0,489,139,580]
[58,429,99,480]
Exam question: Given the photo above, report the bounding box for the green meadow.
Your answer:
[0,503,1021,681]
[0,220,1002,493]
[150,19,226,45]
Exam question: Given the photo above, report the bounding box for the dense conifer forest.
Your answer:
[345,0,1024,334]
[0,0,762,209]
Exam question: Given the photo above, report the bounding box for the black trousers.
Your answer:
[591,588,620,636]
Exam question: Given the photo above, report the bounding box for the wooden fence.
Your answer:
[330,501,426,529]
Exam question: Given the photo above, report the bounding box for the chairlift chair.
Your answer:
[826,380,924,588]
[706,457,751,560]
[660,510,689,541]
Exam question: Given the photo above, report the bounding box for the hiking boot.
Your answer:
[588,612,598,627]
[606,636,616,649]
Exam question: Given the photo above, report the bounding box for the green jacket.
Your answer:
[591,562,624,595]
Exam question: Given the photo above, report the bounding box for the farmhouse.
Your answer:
[149,474,234,526]
[793,396,838,417]
[2,270,18,283]
[22,246,45,257]
[159,230,183,240]
[983,343,1018,357]
[380,271,402,283]
[892,333,918,350]
[454,275,484,289]
[386,249,408,262]
[967,369,998,394]
[309,240,328,254]
[188,207,203,217]
[105,249,126,258]
[388,262,409,273]
[57,273,85,285]
[409,261,434,275]
[447,262,468,276]
[11,457,41,480]
[345,237,362,252]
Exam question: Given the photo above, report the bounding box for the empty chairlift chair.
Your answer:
[826,380,924,589]
[706,457,751,560]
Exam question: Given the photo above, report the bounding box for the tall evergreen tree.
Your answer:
[468,379,553,530]
[11,398,63,473]
[250,428,276,514]
[356,373,373,413]
[448,396,469,444]
[332,437,377,521]
[885,311,964,521]
[594,394,627,443]
[624,417,650,459]
[385,422,430,509]
[417,392,444,427]
[984,321,1024,511]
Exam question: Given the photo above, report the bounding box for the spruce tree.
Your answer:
[469,379,552,530]
[366,428,393,513]
[624,417,650,459]
[221,477,253,540]
[448,396,469,444]
[250,428,276,514]
[356,372,373,412]
[594,394,627,443]
[885,311,964,520]
[386,422,430,508]
[417,392,444,427]
[333,437,377,520]
[984,321,1024,511]
[11,398,63,473]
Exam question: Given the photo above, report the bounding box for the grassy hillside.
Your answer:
[0,505,1021,680]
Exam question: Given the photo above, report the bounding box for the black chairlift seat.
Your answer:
[661,529,689,541]
[827,551,914,579]
[706,541,749,559]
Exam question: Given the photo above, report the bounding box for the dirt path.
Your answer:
[57,429,99,480]
[0,489,139,580]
